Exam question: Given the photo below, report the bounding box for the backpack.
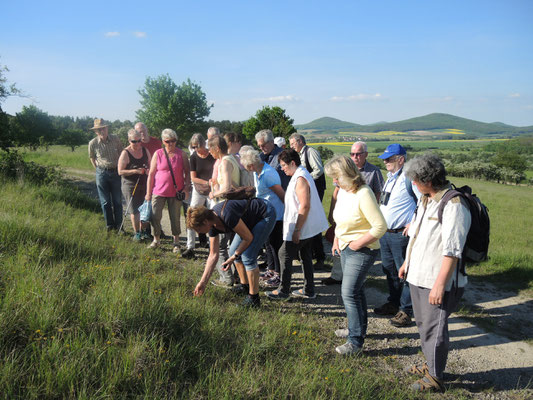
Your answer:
[437,184,490,274]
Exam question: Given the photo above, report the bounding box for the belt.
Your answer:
[387,227,405,233]
[98,167,117,172]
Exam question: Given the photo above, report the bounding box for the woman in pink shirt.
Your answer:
[145,129,191,252]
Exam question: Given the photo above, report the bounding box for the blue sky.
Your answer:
[1,0,533,126]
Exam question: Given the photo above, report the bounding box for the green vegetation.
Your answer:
[19,145,92,172]
[242,106,297,142]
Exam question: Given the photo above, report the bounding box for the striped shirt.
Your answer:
[88,134,123,169]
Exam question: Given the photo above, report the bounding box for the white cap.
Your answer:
[274,137,286,147]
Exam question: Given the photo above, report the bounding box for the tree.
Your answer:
[492,151,528,173]
[136,75,212,140]
[58,129,89,152]
[12,105,56,150]
[316,146,334,162]
[242,106,296,142]
[0,61,21,149]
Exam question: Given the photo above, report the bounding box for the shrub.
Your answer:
[0,149,63,185]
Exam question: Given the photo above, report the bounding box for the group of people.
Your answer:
[89,118,471,393]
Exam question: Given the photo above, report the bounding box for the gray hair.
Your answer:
[353,141,367,152]
[289,133,306,145]
[128,128,141,140]
[207,127,220,137]
[161,128,178,141]
[189,133,205,148]
[134,122,148,133]
[404,153,448,190]
[239,145,262,168]
[255,129,274,144]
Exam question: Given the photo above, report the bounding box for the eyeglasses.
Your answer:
[350,152,366,157]
[164,139,176,144]
[384,156,397,163]
[130,139,141,143]
[190,145,198,149]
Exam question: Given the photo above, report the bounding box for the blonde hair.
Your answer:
[186,206,215,230]
[325,155,365,192]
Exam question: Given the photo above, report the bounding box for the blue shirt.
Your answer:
[254,162,285,221]
[259,144,290,190]
[379,168,420,229]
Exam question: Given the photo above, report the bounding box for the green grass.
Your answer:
[19,145,92,171]
[0,180,417,399]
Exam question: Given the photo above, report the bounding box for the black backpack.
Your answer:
[437,184,490,274]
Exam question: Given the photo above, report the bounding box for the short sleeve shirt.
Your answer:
[209,198,268,237]
[190,152,216,181]
[255,163,284,221]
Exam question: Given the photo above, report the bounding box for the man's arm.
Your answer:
[307,147,324,180]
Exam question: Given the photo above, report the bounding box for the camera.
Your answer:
[176,191,186,201]
[379,191,391,206]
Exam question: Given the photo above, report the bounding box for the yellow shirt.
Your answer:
[333,185,387,250]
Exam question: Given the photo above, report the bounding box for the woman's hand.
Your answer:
[193,280,207,297]
[145,193,152,201]
[348,240,360,251]
[292,229,301,244]
[398,264,406,280]
[331,239,340,257]
[221,254,237,271]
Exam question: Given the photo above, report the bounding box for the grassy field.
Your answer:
[0,180,415,399]
[20,146,93,171]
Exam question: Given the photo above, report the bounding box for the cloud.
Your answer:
[509,93,521,98]
[104,31,120,37]
[133,31,147,38]
[252,95,300,103]
[330,93,383,102]
[441,96,454,102]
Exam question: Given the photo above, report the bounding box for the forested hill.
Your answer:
[295,113,533,136]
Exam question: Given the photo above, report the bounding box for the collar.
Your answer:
[298,145,307,155]
[431,184,452,203]
[386,166,403,180]
[358,161,368,171]
[97,135,109,144]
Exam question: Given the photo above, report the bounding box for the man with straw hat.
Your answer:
[88,118,124,232]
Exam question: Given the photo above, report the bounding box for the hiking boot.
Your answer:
[322,277,341,285]
[181,248,195,259]
[132,232,142,242]
[410,373,445,393]
[265,290,290,301]
[241,295,261,308]
[335,328,349,338]
[406,363,429,377]
[335,342,362,356]
[211,279,234,289]
[291,289,316,299]
[390,311,412,327]
[374,302,399,316]
[231,284,249,296]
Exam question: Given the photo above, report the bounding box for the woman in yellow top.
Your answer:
[208,135,240,204]
[325,155,387,355]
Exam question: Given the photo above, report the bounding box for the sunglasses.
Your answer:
[164,139,177,144]
[130,139,141,143]
[190,145,198,149]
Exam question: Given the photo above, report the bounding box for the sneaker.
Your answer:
[335,342,362,356]
[132,232,142,242]
[241,295,261,308]
[390,311,412,327]
[181,248,195,259]
[406,363,429,377]
[263,275,280,288]
[259,270,276,281]
[231,284,249,296]
[291,289,316,299]
[211,279,234,289]
[335,328,349,338]
[374,302,399,316]
[322,277,341,285]
[198,239,209,248]
[265,290,290,301]
[140,230,153,241]
[148,241,160,249]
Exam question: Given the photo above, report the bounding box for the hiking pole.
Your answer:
[118,173,141,233]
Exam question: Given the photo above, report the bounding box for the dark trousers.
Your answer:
[265,220,284,273]
[278,238,315,296]
[95,168,123,229]
[312,186,325,261]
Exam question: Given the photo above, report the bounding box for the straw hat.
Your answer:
[90,118,109,130]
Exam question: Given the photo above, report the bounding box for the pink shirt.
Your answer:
[153,148,185,197]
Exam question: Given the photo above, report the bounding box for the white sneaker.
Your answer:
[172,245,180,254]
[335,342,362,355]
[148,241,160,249]
[335,328,349,338]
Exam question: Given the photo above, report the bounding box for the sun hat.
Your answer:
[378,143,407,159]
[274,137,286,147]
[90,118,109,130]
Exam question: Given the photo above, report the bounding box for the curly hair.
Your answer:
[325,155,365,192]
[186,206,215,230]
[404,153,448,190]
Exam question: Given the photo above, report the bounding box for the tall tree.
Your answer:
[12,105,56,150]
[242,106,296,142]
[0,61,20,149]
[136,75,212,140]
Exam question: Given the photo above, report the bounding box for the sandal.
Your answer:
[406,363,429,377]
[411,372,445,393]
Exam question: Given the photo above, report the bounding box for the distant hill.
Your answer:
[296,113,533,137]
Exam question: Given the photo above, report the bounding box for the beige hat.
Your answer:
[90,118,109,130]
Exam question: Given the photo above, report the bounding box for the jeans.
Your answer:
[265,220,284,273]
[186,187,212,249]
[341,246,378,348]
[95,168,123,229]
[379,231,412,314]
[278,237,314,295]
[229,203,277,271]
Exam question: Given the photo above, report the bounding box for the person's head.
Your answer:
[186,206,216,234]
[161,129,178,149]
[325,155,365,192]
[90,118,109,139]
[278,149,301,177]
[127,128,142,148]
[289,133,306,153]
[239,145,263,172]
[404,153,448,194]
[255,129,275,155]
[189,133,206,153]
[207,134,228,159]
[274,136,286,149]
[207,126,220,139]
[378,143,407,173]
[134,122,149,143]
[350,141,368,169]
[224,132,242,154]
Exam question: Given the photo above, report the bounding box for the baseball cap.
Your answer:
[378,143,407,159]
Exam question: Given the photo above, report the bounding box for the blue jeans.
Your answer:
[229,203,276,271]
[341,246,378,348]
[95,168,123,229]
[379,231,412,315]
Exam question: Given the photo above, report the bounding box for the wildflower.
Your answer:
[107,341,111,344]
[325,377,328,380]
[292,331,297,335]
[58,328,63,332]
[35,329,41,334]
[165,359,169,363]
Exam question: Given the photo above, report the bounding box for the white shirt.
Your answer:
[405,187,471,290]
[380,168,420,229]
